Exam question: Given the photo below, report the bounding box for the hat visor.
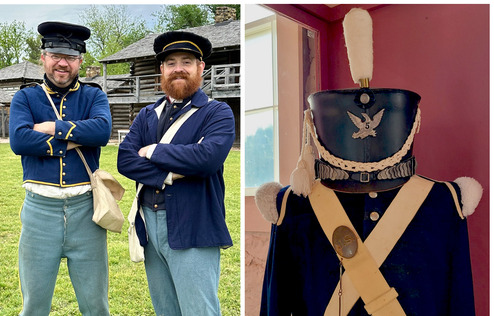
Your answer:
[155,48,202,62]
[45,47,81,56]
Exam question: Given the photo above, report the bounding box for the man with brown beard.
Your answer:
[117,31,235,315]
[10,21,111,315]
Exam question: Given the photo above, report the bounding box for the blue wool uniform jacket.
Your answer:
[9,82,111,187]
[261,178,475,316]
[117,89,235,250]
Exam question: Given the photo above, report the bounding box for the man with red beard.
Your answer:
[117,31,235,315]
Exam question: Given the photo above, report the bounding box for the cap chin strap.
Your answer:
[305,108,421,173]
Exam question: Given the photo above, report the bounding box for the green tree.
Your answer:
[78,5,149,75]
[0,20,29,68]
[152,5,213,33]
[25,32,42,65]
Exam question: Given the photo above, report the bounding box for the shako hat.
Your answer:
[38,21,90,55]
[154,31,212,62]
[290,8,421,195]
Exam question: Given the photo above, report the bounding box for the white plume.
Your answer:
[343,8,373,85]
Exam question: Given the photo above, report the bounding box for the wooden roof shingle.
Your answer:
[0,61,43,82]
[100,20,240,64]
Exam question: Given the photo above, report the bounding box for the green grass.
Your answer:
[0,143,240,315]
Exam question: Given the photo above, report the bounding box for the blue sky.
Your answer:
[0,4,165,32]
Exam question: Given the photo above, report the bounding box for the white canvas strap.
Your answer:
[128,105,200,223]
[309,175,433,315]
[40,83,93,177]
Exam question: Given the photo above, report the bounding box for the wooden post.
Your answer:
[102,63,107,93]
[136,76,141,103]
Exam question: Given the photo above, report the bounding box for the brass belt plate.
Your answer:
[332,226,358,259]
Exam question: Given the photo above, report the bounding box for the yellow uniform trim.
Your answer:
[46,136,54,156]
[277,187,291,226]
[23,179,91,187]
[163,40,203,56]
[65,121,76,140]
[443,181,464,219]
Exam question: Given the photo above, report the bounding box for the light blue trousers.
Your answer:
[18,191,109,316]
[142,206,222,316]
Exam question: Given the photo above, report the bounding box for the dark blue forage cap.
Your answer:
[153,31,212,62]
[38,21,90,55]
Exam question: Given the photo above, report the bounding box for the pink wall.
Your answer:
[263,3,489,315]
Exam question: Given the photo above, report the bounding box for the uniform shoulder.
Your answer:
[19,82,39,90]
[80,81,103,90]
[255,182,310,225]
[419,175,482,218]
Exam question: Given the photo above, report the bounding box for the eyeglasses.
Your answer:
[44,54,81,63]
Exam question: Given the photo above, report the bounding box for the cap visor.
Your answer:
[45,47,81,56]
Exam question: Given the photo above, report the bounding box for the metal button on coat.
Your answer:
[369,192,378,198]
[370,211,380,221]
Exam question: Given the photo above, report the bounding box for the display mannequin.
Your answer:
[255,8,481,316]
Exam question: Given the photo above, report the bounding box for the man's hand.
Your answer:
[33,121,56,136]
[172,173,184,180]
[138,145,153,157]
[67,141,80,150]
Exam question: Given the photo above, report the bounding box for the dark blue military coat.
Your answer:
[9,81,111,187]
[117,89,235,250]
[260,177,475,315]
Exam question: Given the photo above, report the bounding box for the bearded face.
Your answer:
[160,52,205,100]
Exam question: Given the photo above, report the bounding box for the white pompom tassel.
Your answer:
[290,113,315,197]
[255,182,283,224]
[454,177,483,217]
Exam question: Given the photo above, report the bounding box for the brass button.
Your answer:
[63,106,66,109]
[169,117,173,121]
[63,163,66,167]
[370,211,380,221]
[46,150,50,154]
[155,190,160,194]
[173,105,177,109]
[62,181,66,185]
[58,132,62,135]
[154,204,158,208]
[59,150,63,154]
[62,172,66,176]
[70,134,73,137]
[62,114,66,118]
[369,192,378,198]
